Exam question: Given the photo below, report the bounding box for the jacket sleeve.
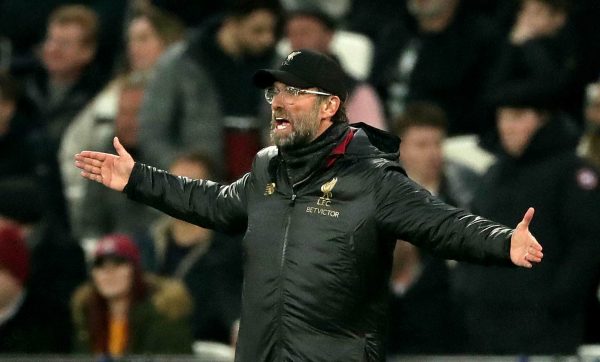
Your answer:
[124,163,249,234]
[375,166,513,265]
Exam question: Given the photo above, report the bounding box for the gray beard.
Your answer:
[270,107,320,148]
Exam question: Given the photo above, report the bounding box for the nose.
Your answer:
[270,90,286,109]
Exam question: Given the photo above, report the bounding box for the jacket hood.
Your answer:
[346,122,400,161]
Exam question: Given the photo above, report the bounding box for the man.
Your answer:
[453,99,600,354]
[75,49,543,362]
[387,101,480,355]
[22,4,106,225]
[75,74,160,241]
[138,0,281,180]
[370,0,499,135]
[484,0,580,128]
[24,4,104,145]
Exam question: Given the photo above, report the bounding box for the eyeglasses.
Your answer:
[264,86,332,104]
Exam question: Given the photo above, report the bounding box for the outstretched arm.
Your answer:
[74,137,134,192]
[510,207,543,268]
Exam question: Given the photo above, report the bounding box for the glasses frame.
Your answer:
[264,85,332,104]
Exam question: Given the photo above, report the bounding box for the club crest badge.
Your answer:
[264,182,276,196]
[318,177,337,206]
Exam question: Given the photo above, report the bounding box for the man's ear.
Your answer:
[320,96,341,119]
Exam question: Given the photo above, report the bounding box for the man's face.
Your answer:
[42,22,94,77]
[269,81,324,148]
[497,107,544,157]
[286,15,332,53]
[235,9,277,56]
[127,17,165,72]
[399,126,444,183]
[115,87,144,148]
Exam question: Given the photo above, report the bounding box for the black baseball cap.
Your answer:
[252,49,348,101]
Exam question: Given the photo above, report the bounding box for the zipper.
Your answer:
[277,192,296,359]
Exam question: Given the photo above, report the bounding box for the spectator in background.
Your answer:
[580,82,600,169]
[280,6,386,129]
[483,0,579,131]
[23,4,105,148]
[452,95,600,354]
[71,234,193,358]
[0,73,38,178]
[387,102,479,355]
[148,0,235,28]
[395,102,480,208]
[580,81,600,344]
[370,0,500,135]
[137,151,243,344]
[75,74,160,242]
[20,4,107,225]
[138,0,282,180]
[0,225,73,354]
[0,177,87,316]
[59,5,184,237]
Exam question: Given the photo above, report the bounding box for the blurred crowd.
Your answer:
[0,0,600,359]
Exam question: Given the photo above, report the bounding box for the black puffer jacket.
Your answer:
[125,123,514,361]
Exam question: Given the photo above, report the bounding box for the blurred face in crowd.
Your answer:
[497,107,545,157]
[270,81,334,148]
[127,16,166,72]
[519,0,566,37]
[407,0,454,18]
[92,257,134,301]
[234,9,278,56]
[399,126,444,185]
[0,97,15,136]
[170,159,209,180]
[286,15,332,53]
[115,87,144,148]
[585,84,600,128]
[42,22,95,79]
[0,266,22,311]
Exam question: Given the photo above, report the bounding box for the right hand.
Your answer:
[74,137,135,192]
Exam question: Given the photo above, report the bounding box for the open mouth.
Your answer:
[275,117,291,130]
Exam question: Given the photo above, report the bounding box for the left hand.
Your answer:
[510,207,544,268]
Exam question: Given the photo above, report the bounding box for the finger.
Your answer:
[524,250,542,264]
[78,162,102,175]
[528,247,543,259]
[77,151,107,161]
[113,137,128,158]
[80,171,95,180]
[74,158,103,170]
[529,242,543,253]
[518,207,535,229]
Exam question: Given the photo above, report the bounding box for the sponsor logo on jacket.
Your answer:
[307,177,340,218]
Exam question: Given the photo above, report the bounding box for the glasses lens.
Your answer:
[265,87,276,104]
[285,87,300,97]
